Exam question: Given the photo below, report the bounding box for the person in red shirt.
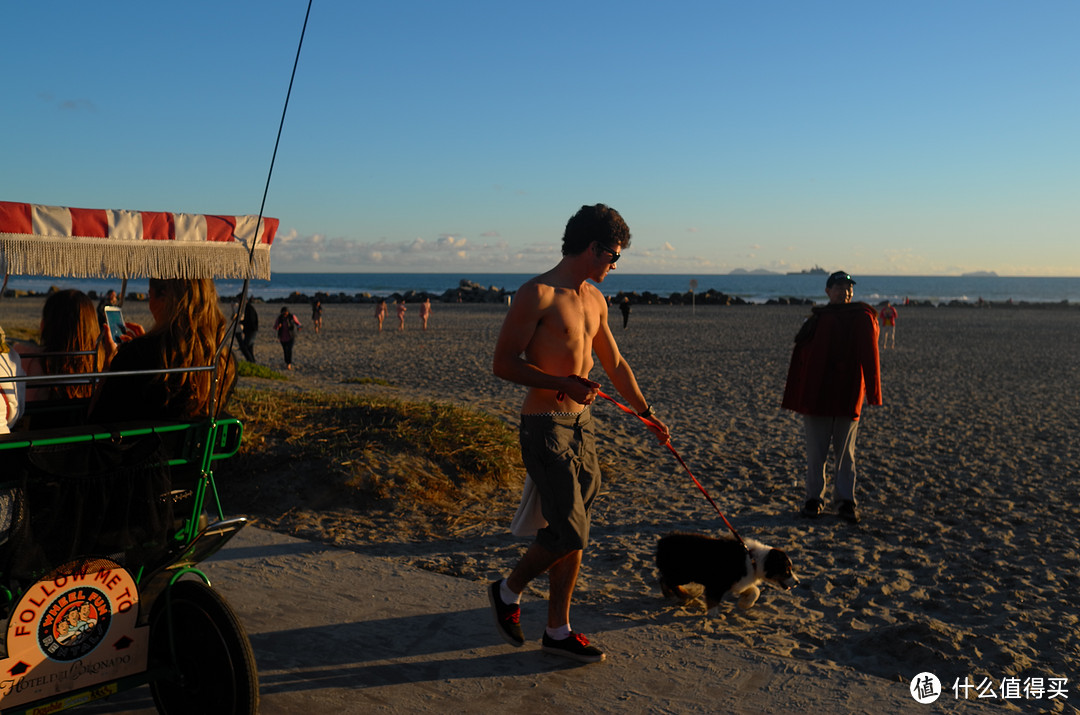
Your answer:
[782,271,882,523]
[879,301,898,348]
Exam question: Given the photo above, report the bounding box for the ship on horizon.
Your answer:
[786,265,828,276]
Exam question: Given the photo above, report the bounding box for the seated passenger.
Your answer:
[90,278,237,423]
[1,325,25,433]
[17,289,104,402]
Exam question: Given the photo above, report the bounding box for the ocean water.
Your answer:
[4,272,1079,305]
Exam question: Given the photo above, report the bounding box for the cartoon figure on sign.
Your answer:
[58,605,97,642]
[41,589,110,659]
[56,612,81,643]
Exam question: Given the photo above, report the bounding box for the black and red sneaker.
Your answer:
[541,631,605,663]
[488,581,524,646]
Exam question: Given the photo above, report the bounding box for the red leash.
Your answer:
[594,390,753,558]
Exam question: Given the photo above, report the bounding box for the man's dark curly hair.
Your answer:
[561,204,632,256]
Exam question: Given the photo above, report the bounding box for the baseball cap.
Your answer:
[826,271,856,288]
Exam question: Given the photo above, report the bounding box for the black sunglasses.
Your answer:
[596,244,621,264]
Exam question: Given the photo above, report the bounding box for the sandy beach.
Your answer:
[2,296,1077,712]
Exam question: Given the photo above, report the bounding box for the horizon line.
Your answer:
[267,270,1080,279]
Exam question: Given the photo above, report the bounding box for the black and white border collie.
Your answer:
[656,532,799,612]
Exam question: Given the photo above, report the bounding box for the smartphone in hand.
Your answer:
[104,305,126,342]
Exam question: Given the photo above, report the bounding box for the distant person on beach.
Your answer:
[273,306,301,370]
[879,301,897,348]
[96,289,118,325]
[782,271,881,525]
[489,203,670,663]
[419,297,432,330]
[311,299,323,334]
[239,297,259,362]
[375,299,387,331]
[618,296,631,329]
[396,299,407,331]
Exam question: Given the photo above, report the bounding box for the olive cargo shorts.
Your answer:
[518,408,601,553]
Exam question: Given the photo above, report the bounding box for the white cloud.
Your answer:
[270,229,773,274]
[437,235,465,248]
[270,230,559,271]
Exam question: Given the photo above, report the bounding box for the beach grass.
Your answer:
[341,376,394,386]
[236,360,289,380]
[223,387,522,521]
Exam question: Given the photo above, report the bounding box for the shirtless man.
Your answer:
[488,204,670,663]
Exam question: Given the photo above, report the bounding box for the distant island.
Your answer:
[728,268,781,275]
[961,270,999,277]
[786,265,828,276]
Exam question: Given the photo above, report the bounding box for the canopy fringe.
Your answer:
[0,235,271,280]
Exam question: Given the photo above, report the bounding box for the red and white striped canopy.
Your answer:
[0,201,278,280]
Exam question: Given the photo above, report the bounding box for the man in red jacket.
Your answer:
[782,271,882,523]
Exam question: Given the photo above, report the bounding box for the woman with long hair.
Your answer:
[90,278,236,422]
[19,289,105,401]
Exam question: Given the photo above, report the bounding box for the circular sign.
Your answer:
[37,587,112,662]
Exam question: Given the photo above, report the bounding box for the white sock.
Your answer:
[499,579,520,605]
[545,624,571,640]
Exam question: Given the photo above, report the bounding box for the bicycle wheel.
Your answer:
[149,580,259,715]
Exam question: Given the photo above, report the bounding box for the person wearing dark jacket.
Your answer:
[782,271,881,524]
[239,299,259,362]
[618,296,631,328]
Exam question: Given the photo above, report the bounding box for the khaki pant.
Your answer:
[802,414,859,504]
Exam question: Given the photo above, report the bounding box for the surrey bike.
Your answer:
[0,200,277,714]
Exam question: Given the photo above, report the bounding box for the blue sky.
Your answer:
[3,1,1077,276]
